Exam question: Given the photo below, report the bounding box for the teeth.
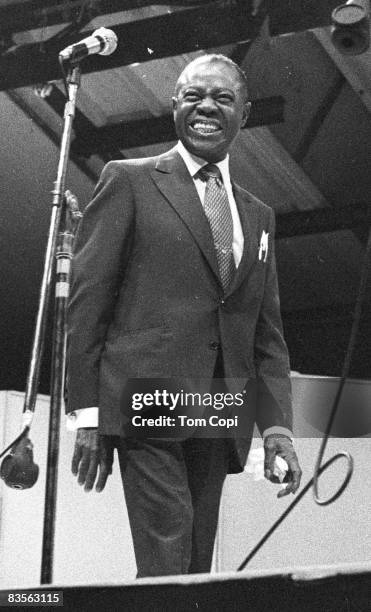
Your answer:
[192,122,220,133]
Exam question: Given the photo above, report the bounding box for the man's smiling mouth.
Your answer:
[190,120,222,134]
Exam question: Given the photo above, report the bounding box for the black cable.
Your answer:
[0,426,29,460]
[237,452,352,572]
[313,224,371,505]
[238,223,371,570]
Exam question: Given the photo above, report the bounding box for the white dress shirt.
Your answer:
[67,142,293,441]
[176,140,244,267]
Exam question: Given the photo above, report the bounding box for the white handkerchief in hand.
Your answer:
[244,447,288,483]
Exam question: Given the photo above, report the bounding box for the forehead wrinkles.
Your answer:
[175,62,240,95]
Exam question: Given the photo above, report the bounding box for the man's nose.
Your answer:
[197,96,217,113]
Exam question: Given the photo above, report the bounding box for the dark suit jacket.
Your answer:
[67,146,292,472]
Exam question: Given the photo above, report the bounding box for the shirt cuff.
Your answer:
[262,426,294,441]
[66,407,99,431]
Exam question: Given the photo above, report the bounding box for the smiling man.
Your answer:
[66,54,302,578]
[173,55,250,162]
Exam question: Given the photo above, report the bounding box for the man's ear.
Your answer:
[172,96,178,111]
[241,101,252,128]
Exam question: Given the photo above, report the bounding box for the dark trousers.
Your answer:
[116,352,230,577]
[117,437,229,577]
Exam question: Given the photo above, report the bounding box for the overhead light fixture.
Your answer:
[331,0,370,55]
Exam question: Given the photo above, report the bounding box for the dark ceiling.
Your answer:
[0,0,371,395]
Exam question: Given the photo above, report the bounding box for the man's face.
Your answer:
[172,59,251,163]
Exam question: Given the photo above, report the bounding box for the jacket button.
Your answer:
[209,341,220,351]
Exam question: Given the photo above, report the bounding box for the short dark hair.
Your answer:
[175,53,249,100]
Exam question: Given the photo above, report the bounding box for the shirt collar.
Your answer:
[176,140,231,186]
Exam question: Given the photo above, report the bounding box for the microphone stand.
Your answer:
[41,188,81,585]
[39,63,83,585]
[12,61,83,584]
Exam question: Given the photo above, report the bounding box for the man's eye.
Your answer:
[217,95,234,103]
[184,93,200,102]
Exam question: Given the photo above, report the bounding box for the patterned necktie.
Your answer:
[198,163,235,291]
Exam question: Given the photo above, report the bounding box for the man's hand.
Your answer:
[264,434,302,498]
[71,428,114,492]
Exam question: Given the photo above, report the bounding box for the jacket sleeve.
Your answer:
[66,161,135,413]
[253,208,293,435]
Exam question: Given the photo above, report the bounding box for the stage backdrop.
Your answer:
[0,375,370,587]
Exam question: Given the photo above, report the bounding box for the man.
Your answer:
[66,54,302,577]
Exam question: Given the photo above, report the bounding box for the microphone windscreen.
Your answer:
[0,437,39,489]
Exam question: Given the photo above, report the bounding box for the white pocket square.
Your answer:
[258,230,269,262]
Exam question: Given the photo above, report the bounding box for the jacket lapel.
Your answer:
[150,148,221,283]
[226,183,259,296]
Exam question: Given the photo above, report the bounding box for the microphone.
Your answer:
[59,27,118,62]
[0,433,39,490]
